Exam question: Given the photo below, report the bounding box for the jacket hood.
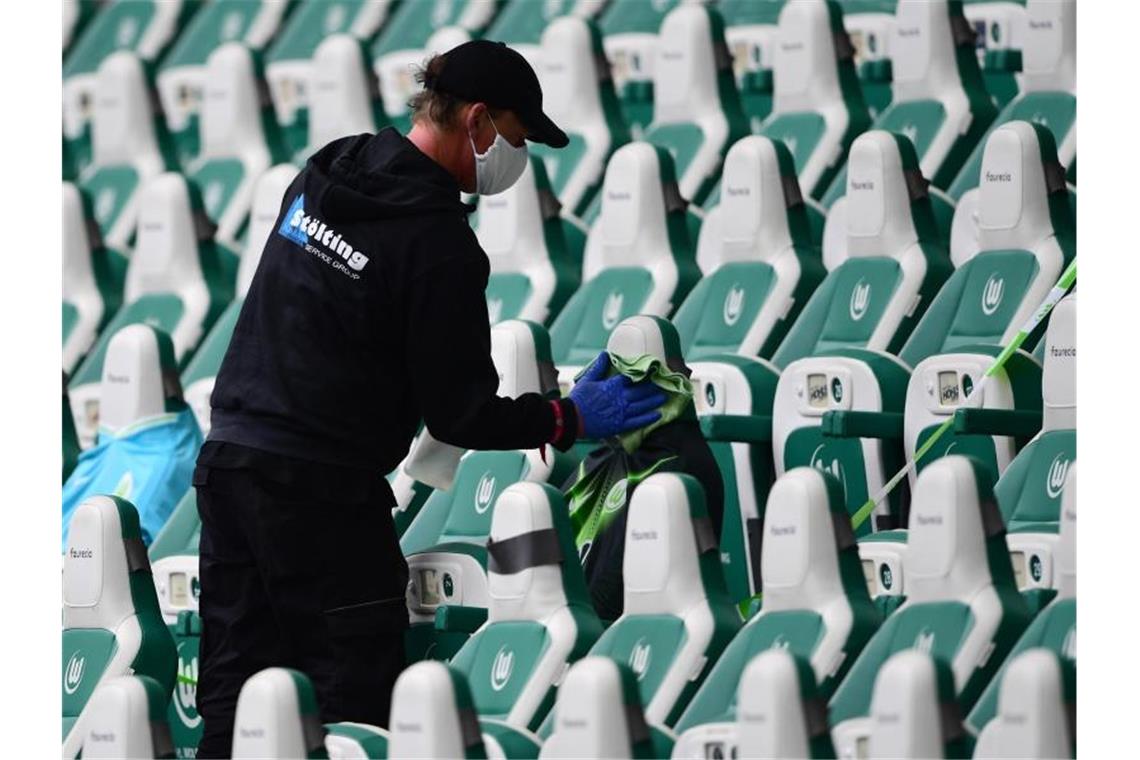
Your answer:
[305,127,470,223]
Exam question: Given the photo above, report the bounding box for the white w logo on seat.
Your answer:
[173,651,202,728]
[723,285,746,326]
[629,638,652,681]
[475,473,497,515]
[491,646,515,692]
[1045,455,1071,499]
[981,274,1005,316]
[849,279,871,321]
[602,291,624,330]
[913,628,935,655]
[64,652,86,695]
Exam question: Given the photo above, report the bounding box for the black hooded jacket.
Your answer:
[207,128,577,481]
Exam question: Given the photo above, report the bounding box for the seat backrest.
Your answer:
[735,649,834,760]
[1041,293,1076,432]
[64,181,122,374]
[81,675,174,759]
[1056,462,1075,599]
[99,324,184,435]
[773,130,949,368]
[718,0,785,131]
[303,34,382,159]
[973,649,1074,759]
[1021,0,1077,96]
[88,51,168,172]
[484,0,603,66]
[231,668,327,759]
[389,661,489,759]
[597,0,682,133]
[532,15,630,217]
[539,657,657,759]
[867,650,967,759]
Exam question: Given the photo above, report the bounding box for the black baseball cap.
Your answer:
[425,39,569,148]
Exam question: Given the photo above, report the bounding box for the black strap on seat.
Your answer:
[951,14,978,47]
[804,696,831,739]
[125,536,151,574]
[1044,160,1068,195]
[692,516,718,555]
[979,493,1006,539]
[833,29,856,62]
[746,516,764,591]
[301,712,328,757]
[625,703,650,746]
[150,719,176,760]
[538,187,563,221]
[663,180,689,215]
[487,528,563,575]
[782,174,805,209]
[939,699,966,746]
[904,168,931,201]
[831,510,857,552]
[458,706,483,751]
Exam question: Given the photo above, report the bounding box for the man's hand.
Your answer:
[568,352,667,439]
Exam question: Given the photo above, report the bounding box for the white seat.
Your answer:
[735,648,833,760]
[973,649,1074,759]
[64,182,121,375]
[81,675,175,759]
[598,0,678,134]
[867,650,966,759]
[299,34,382,161]
[388,661,491,759]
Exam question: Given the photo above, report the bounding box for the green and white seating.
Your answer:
[757,0,872,201]
[531,15,631,218]
[186,42,285,254]
[182,163,298,434]
[718,0,784,131]
[231,667,389,759]
[64,182,125,375]
[149,492,202,624]
[770,130,951,530]
[972,649,1075,759]
[676,136,824,361]
[865,650,971,759]
[476,157,580,326]
[640,4,749,207]
[63,0,99,57]
[293,34,385,164]
[70,173,234,447]
[77,50,175,257]
[733,649,837,759]
[949,0,1076,262]
[371,0,501,132]
[671,467,880,759]
[583,473,740,728]
[447,482,604,733]
[265,0,396,155]
[63,495,177,759]
[63,0,191,174]
[967,461,1076,739]
[827,456,1032,757]
[962,0,1029,110]
[155,0,291,163]
[80,675,176,759]
[548,142,699,385]
[388,661,503,758]
[540,657,673,759]
[483,0,605,68]
[838,0,898,118]
[597,0,682,135]
[163,611,203,758]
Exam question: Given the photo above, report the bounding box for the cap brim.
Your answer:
[524,109,569,148]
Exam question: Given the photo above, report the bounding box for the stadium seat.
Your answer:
[231,667,388,759]
[446,482,604,733]
[675,136,824,360]
[265,0,396,155]
[597,0,682,134]
[757,0,872,201]
[388,661,504,758]
[718,0,784,132]
[838,0,898,119]
[69,173,234,447]
[186,43,286,253]
[580,472,740,727]
[371,0,502,132]
[671,467,880,759]
[973,649,1075,759]
[540,657,674,759]
[77,50,176,257]
[182,164,299,433]
[734,649,836,759]
[865,649,970,758]
[828,456,1032,758]
[79,675,175,759]
[63,0,99,58]
[155,0,292,163]
[149,492,202,623]
[530,15,631,218]
[63,495,177,759]
[967,462,1076,738]
[63,374,81,483]
[161,611,204,758]
[640,4,749,207]
[548,142,699,383]
[63,0,192,175]
[63,325,203,550]
[64,182,125,375]
[483,0,606,69]
[950,0,1076,259]
[962,0,1029,110]
[475,157,581,326]
[293,34,385,163]
[769,130,951,530]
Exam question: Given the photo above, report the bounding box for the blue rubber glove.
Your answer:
[569,352,668,440]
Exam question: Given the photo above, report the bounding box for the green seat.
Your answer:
[265,0,396,155]
[182,164,299,434]
[63,495,178,758]
[475,157,580,326]
[864,650,972,758]
[70,173,235,449]
[973,649,1075,758]
[164,611,203,758]
[597,0,683,135]
[734,649,837,759]
[63,0,100,59]
[529,16,631,219]
[64,182,126,375]
[757,0,872,201]
[484,0,597,65]
[962,0,1030,111]
[63,0,194,176]
[388,661,500,758]
[155,0,291,164]
[77,675,175,759]
[231,667,389,758]
[718,0,784,132]
[640,4,749,207]
[548,142,699,385]
[827,456,1032,757]
[837,0,898,118]
[149,491,202,628]
[671,468,881,760]
[370,0,502,133]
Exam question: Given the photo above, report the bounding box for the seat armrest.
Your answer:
[952,408,1042,437]
[435,605,488,633]
[699,414,772,443]
[820,411,904,439]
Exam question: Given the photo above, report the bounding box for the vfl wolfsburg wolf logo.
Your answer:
[474,473,498,515]
[810,444,846,494]
[602,290,624,330]
[64,652,86,695]
[629,638,652,681]
[1045,454,1072,499]
[913,628,935,655]
[981,273,1005,316]
[723,284,746,326]
[173,643,201,729]
[490,646,515,692]
[849,279,871,321]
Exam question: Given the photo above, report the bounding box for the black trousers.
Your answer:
[193,459,409,758]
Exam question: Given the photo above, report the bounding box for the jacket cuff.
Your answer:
[548,399,579,452]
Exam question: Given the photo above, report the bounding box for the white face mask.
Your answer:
[469,114,529,196]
